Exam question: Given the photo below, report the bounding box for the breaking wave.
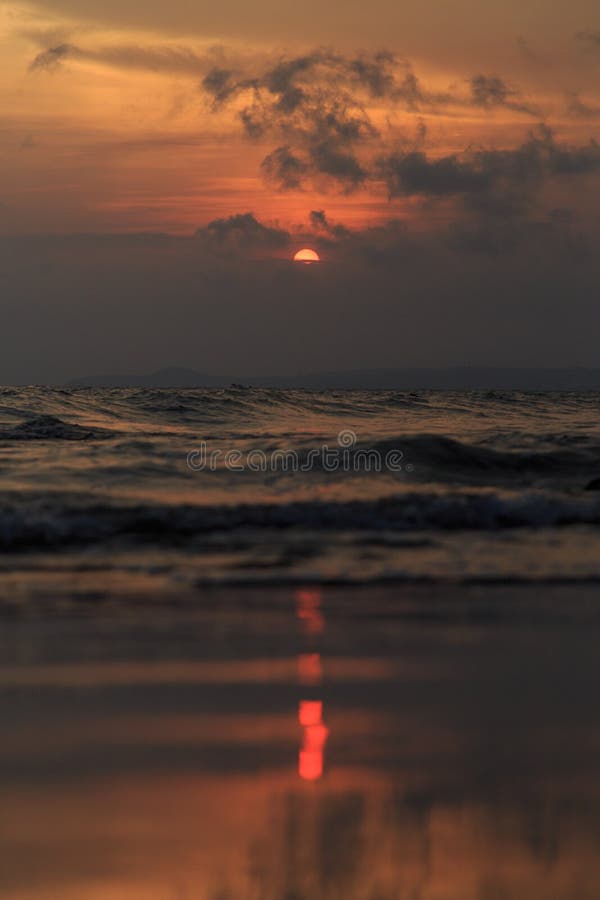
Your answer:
[2,490,600,550]
[0,415,114,441]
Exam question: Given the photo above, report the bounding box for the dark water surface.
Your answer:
[2,389,600,897]
[2,387,600,589]
[1,584,600,899]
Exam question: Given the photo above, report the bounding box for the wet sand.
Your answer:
[1,583,600,899]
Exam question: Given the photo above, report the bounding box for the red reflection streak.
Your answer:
[296,588,324,636]
[296,587,328,781]
[298,699,329,781]
[298,652,322,686]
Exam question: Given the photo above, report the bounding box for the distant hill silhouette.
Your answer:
[67,366,600,390]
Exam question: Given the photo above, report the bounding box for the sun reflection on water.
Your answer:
[296,588,329,781]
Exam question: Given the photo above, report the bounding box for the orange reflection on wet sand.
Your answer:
[298,651,322,685]
[296,588,325,635]
[4,584,600,900]
[298,699,329,781]
[296,588,328,780]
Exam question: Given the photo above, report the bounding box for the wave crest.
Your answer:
[3,490,600,549]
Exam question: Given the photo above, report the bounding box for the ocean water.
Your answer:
[1,386,600,597]
[3,388,600,899]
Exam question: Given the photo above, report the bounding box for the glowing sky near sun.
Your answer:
[1,0,599,237]
[2,0,600,382]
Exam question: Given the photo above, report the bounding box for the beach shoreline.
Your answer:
[2,581,600,898]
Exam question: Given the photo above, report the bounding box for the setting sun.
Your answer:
[293,248,320,264]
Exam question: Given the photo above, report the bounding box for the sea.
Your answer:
[1,386,600,594]
[2,387,600,899]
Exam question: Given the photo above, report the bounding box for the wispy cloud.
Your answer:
[28,38,214,75]
[575,30,600,48]
[29,42,75,71]
[565,91,600,118]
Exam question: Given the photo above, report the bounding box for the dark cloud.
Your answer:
[262,139,366,191]
[201,67,235,105]
[470,74,513,106]
[28,37,538,127]
[575,30,600,47]
[309,209,328,229]
[414,117,427,146]
[3,216,600,384]
[264,53,318,98]
[469,74,538,115]
[199,49,542,192]
[196,212,290,250]
[346,51,396,97]
[380,150,491,198]
[29,43,75,71]
[201,49,437,129]
[201,51,537,124]
[566,91,600,118]
[200,67,257,109]
[309,140,367,188]
[261,146,308,190]
[28,39,540,200]
[239,105,268,139]
[379,126,600,207]
[309,209,351,239]
[201,50,405,191]
[446,212,587,257]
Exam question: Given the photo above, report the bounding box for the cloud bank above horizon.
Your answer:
[1,0,600,378]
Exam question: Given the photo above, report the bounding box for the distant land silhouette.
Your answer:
[67,366,600,390]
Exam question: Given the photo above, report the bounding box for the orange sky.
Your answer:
[1,0,600,236]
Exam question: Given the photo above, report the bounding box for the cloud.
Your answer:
[309,209,328,229]
[201,50,418,191]
[205,53,382,191]
[261,146,308,190]
[378,126,600,209]
[195,212,291,251]
[29,43,75,71]
[576,30,600,48]
[566,91,600,118]
[261,140,367,192]
[308,140,368,188]
[201,48,439,126]
[24,38,590,210]
[28,38,213,75]
[27,36,539,126]
[346,51,396,97]
[27,37,540,195]
[468,74,538,115]
[195,209,350,258]
[446,212,587,257]
[198,49,544,192]
[308,209,351,239]
[379,150,491,198]
[201,67,240,106]
[3,212,600,384]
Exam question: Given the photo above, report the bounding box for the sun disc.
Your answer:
[293,248,320,263]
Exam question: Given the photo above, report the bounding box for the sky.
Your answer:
[1,0,600,381]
